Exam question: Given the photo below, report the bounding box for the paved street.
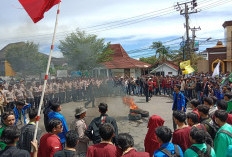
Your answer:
[38,95,174,151]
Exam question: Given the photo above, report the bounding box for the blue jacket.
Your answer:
[13,103,31,125]
[172,91,186,112]
[48,111,69,144]
[214,89,224,101]
[154,143,183,157]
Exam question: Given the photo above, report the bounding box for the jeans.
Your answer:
[197,91,201,102]
[140,86,143,96]
[163,87,167,95]
[135,86,139,95]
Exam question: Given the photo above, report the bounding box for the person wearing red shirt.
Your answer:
[217,100,232,125]
[172,111,192,152]
[161,77,167,95]
[153,79,157,95]
[144,115,165,157]
[38,118,63,157]
[119,133,149,157]
[87,123,122,157]
[186,112,214,147]
[190,99,201,120]
[148,79,153,98]
[166,77,171,96]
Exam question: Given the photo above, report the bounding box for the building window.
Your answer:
[168,72,172,75]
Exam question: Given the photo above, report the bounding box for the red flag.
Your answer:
[18,0,61,23]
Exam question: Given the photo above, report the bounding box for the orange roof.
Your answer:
[102,44,151,69]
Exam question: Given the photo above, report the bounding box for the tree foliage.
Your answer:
[139,56,157,65]
[150,41,173,61]
[171,49,203,71]
[58,30,112,70]
[5,42,47,76]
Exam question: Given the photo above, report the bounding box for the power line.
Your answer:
[0,0,230,48]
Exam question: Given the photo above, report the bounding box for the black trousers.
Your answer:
[34,96,41,109]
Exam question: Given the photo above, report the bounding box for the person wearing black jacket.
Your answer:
[195,77,202,102]
[144,78,149,102]
[85,103,118,145]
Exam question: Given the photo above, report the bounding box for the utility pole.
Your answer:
[175,0,200,60]
[191,26,201,51]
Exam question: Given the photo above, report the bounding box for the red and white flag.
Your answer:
[18,0,61,23]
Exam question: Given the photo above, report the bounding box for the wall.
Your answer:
[197,60,209,73]
[226,26,232,72]
[208,52,226,73]
[154,64,178,76]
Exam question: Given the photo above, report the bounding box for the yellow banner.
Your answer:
[182,65,195,74]
[5,61,16,76]
[180,60,190,69]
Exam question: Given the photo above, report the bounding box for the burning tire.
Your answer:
[130,109,141,114]
[130,109,149,117]
[128,113,142,120]
[140,111,149,117]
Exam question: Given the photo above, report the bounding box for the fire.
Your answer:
[123,96,138,110]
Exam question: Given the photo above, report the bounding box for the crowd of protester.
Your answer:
[0,73,232,156]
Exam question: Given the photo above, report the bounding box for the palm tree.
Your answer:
[150,41,173,61]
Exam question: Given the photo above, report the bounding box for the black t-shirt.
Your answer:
[0,146,30,157]
[53,150,76,157]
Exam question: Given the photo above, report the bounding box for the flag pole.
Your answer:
[32,1,61,150]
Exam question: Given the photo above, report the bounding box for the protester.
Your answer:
[224,92,232,113]
[184,127,216,157]
[70,106,89,156]
[203,97,217,119]
[86,123,122,157]
[38,118,63,157]
[154,126,183,157]
[144,115,165,157]
[172,84,186,130]
[54,130,79,157]
[217,100,232,125]
[118,133,149,157]
[0,111,15,150]
[190,99,200,120]
[172,111,192,152]
[13,100,31,129]
[198,105,217,139]
[0,126,38,157]
[86,103,118,144]
[48,102,69,146]
[214,110,232,157]
[43,100,54,132]
[18,108,42,153]
[186,112,213,147]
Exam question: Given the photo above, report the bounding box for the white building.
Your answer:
[150,61,179,76]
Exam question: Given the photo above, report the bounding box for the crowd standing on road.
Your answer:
[0,73,232,156]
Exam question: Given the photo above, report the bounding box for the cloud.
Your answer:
[0,0,231,57]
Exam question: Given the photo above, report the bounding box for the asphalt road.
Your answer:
[38,95,174,151]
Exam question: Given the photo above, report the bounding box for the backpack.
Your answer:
[91,116,107,144]
[189,144,211,157]
[201,120,218,139]
[159,144,181,157]
[198,124,214,147]
[218,129,232,138]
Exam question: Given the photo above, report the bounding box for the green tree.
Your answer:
[58,30,112,70]
[5,42,47,76]
[139,56,157,65]
[150,41,173,61]
[171,49,203,71]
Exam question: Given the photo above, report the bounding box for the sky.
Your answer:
[0,0,232,59]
